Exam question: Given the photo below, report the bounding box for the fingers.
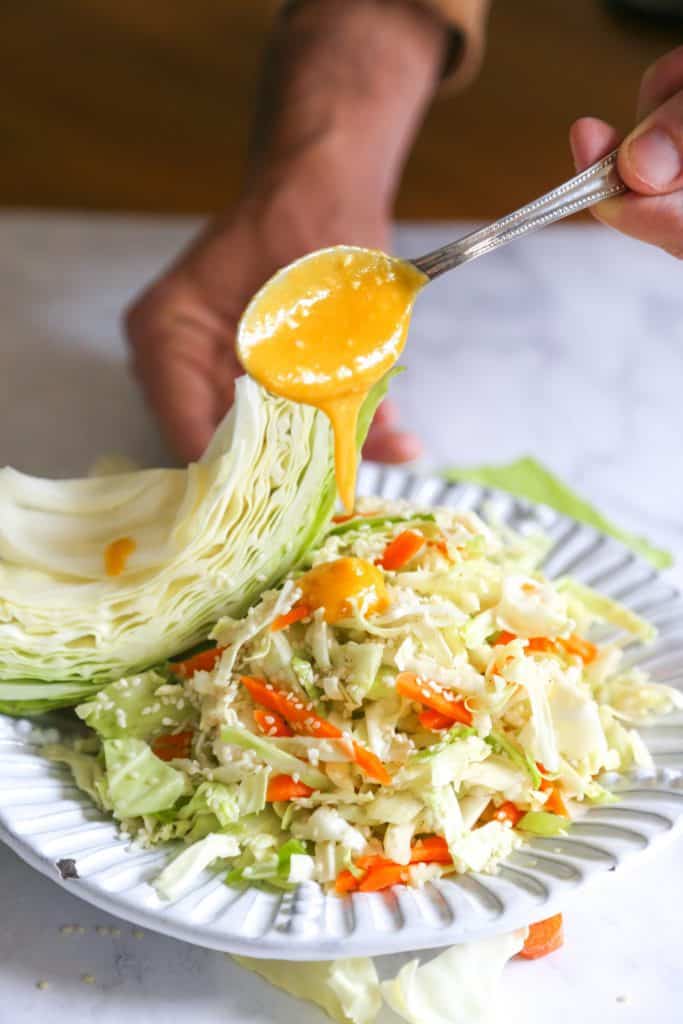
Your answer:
[362,418,422,463]
[126,281,235,463]
[569,117,621,171]
[637,44,683,119]
[569,72,683,258]
[618,87,683,195]
[371,399,400,429]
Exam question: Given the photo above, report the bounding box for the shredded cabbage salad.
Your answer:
[47,499,681,900]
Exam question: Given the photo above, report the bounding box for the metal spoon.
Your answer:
[411,149,626,279]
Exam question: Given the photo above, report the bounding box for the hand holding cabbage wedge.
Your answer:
[0,377,386,715]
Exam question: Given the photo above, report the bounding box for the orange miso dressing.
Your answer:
[297,557,389,623]
[104,536,136,577]
[237,247,426,511]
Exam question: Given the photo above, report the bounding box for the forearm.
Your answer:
[247,0,449,214]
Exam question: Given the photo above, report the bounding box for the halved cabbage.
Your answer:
[0,376,384,715]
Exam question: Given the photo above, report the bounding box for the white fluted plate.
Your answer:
[1,466,682,960]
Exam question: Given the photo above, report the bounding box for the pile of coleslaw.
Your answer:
[47,500,681,901]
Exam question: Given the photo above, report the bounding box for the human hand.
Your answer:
[570,45,683,259]
[127,0,448,465]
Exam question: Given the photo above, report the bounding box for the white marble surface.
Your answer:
[0,211,681,1023]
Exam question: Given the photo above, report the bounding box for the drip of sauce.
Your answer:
[104,536,136,577]
[237,246,426,511]
[297,557,389,623]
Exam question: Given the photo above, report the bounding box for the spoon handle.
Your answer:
[412,149,627,280]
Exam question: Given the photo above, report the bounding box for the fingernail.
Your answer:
[627,128,681,188]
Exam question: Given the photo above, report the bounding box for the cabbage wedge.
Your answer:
[0,376,386,715]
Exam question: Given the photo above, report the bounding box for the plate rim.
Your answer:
[1,465,682,959]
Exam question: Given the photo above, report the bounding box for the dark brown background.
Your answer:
[2,1,681,219]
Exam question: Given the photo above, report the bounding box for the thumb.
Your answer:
[618,88,683,195]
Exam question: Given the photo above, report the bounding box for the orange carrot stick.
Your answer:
[354,854,393,871]
[266,774,314,802]
[151,729,194,762]
[418,708,455,731]
[240,676,391,784]
[173,647,225,678]
[378,530,425,571]
[410,836,452,864]
[558,634,599,664]
[526,637,557,654]
[494,630,518,646]
[270,604,311,632]
[427,536,451,560]
[334,870,360,894]
[492,801,524,827]
[540,781,570,818]
[350,742,392,786]
[358,862,407,892]
[396,673,473,726]
[519,914,564,959]
[253,708,293,738]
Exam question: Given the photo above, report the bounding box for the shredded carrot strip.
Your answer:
[355,854,393,871]
[266,774,314,801]
[358,862,407,892]
[240,676,391,784]
[540,780,570,818]
[526,637,556,654]
[377,530,425,571]
[494,630,518,646]
[410,836,452,864]
[418,708,455,731]
[350,742,392,786]
[495,632,598,666]
[492,801,524,827]
[558,634,599,664]
[519,914,564,959]
[270,604,311,632]
[336,837,452,895]
[427,536,451,560]
[334,870,360,894]
[241,676,338,736]
[396,672,473,726]
[253,707,293,738]
[173,646,225,678]
[151,730,193,762]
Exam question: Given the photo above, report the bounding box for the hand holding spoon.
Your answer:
[237,150,627,510]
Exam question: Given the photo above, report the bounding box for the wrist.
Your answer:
[246,0,448,211]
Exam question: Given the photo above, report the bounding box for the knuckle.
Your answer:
[123,280,176,348]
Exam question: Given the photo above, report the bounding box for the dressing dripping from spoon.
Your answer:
[237,246,426,512]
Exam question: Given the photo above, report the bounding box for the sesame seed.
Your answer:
[59,925,74,936]
[96,926,109,936]
[81,974,96,985]
[36,981,49,991]
[132,929,144,939]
